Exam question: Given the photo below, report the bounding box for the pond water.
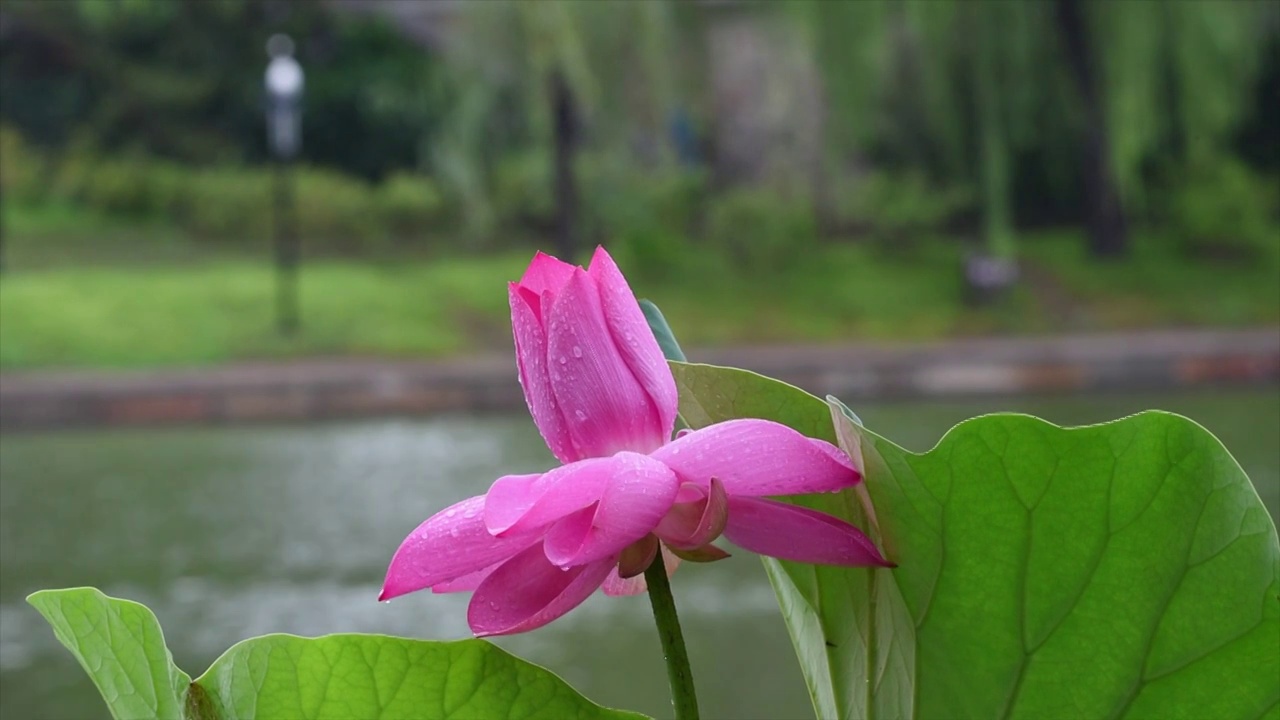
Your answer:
[1,390,1276,720]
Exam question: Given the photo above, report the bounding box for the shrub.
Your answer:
[379,172,450,243]
[0,125,49,203]
[584,160,707,279]
[146,162,194,218]
[492,151,554,231]
[50,147,193,222]
[293,167,384,250]
[830,170,973,248]
[48,135,100,204]
[183,166,271,242]
[1159,157,1280,262]
[81,156,165,217]
[704,188,818,273]
[17,148,468,252]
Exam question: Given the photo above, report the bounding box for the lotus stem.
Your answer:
[644,551,700,720]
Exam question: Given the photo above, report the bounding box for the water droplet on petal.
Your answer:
[558,356,568,365]
[449,526,460,538]
[572,345,583,358]
[575,410,588,422]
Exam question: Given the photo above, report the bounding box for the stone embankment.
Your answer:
[1,328,1276,430]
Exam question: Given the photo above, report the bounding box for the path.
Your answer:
[1,328,1276,430]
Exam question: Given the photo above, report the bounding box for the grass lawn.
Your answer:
[3,202,222,268]
[1022,229,1280,328]
[1,222,1276,370]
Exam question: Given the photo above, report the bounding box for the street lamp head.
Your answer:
[265,48,304,100]
[264,33,303,158]
[266,33,294,60]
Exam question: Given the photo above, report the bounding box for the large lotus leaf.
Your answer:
[29,587,645,720]
[670,361,1280,720]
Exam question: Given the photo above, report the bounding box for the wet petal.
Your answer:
[484,461,612,536]
[588,246,678,440]
[547,269,666,457]
[543,452,679,567]
[517,251,577,301]
[601,568,647,597]
[652,419,861,496]
[468,543,615,636]
[431,560,502,594]
[510,285,577,463]
[380,496,539,601]
[723,496,892,567]
[655,478,728,550]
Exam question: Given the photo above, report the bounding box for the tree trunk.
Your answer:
[550,68,580,260]
[965,4,1020,306]
[973,3,1015,261]
[1056,0,1129,258]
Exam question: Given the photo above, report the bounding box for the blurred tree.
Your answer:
[0,0,446,179]
[517,0,594,260]
[1235,27,1280,173]
[549,67,581,260]
[1,0,1273,262]
[969,0,1044,262]
[1057,0,1128,257]
[430,0,689,248]
[801,0,1274,260]
[1080,0,1271,255]
[806,0,1030,259]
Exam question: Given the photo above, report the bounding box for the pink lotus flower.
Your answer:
[380,248,890,636]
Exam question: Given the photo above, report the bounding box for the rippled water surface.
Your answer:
[2,389,1276,719]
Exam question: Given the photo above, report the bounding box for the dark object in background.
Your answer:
[668,109,702,167]
[551,68,580,262]
[964,252,1020,306]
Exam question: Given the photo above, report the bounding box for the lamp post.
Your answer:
[265,34,303,335]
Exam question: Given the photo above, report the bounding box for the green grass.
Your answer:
[1,227,1276,370]
[1022,229,1280,328]
[2,201,264,270]
[0,255,526,368]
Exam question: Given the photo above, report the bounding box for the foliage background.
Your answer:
[1,0,1277,368]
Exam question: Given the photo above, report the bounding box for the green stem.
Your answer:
[644,551,700,720]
